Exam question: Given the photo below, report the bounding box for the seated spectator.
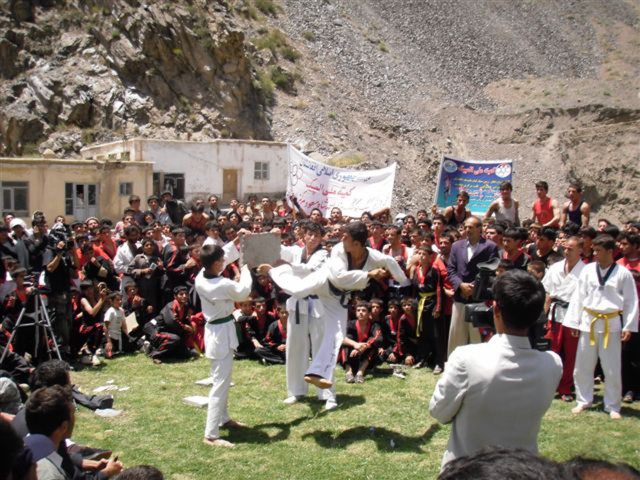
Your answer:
[379,299,402,364]
[397,298,420,366]
[76,280,107,366]
[254,306,288,365]
[26,385,124,479]
[114,465,164,480]
[341,302,382,383]
[146,287,196,363]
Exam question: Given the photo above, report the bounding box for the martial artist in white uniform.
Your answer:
[196,242,252,447]
[267,222,409,409]
[564,235,638,418]
[278,224,329,405]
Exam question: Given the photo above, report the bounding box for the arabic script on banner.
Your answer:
[287,146,396,218]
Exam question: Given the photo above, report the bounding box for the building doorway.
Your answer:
[222,169,238,204]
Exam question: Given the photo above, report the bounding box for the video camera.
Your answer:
[464,257,500,328]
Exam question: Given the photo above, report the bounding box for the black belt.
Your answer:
[328,281,350,308]
[207,314,234,325]
[295,295,318,324]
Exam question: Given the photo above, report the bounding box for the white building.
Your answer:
[81,138,289,203]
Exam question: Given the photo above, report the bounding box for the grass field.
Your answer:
[71,353,640,479]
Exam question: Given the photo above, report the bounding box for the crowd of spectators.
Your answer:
[0,179,638,477]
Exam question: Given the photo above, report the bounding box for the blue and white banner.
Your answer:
[434,156,513,215]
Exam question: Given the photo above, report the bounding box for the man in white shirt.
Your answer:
[430,269,562,469]
[196,243,252,447]
[564,234,639,419]
[542,235,585,401]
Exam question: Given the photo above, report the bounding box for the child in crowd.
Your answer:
[104,291,130,357]
[341,302,382,383]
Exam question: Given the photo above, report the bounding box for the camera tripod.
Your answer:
[0,291,62,364]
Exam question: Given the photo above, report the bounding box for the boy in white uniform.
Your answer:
[564,235,638,419]
[195,243,253,447]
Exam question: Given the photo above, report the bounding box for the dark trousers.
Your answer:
[622,332,640,395]
[254,346,286,365]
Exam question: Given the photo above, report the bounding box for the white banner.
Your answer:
[287,146,396,218]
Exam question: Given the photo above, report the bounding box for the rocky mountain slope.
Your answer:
[1,0,639,221]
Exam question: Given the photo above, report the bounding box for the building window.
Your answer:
[153,172,185,200]
[119,182,133,196]
[254,161,269,180]
[1,182,29,217]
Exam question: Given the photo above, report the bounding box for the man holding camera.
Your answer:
[430,269,562,468]
[43,229,79,356]
[446,216,500,355]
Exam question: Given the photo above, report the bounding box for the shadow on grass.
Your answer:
[227,414,312,444]
[303,394,366,417]
[300,422,441,452]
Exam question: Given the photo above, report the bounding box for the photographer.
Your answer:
[43,228,79,357]
[429,269,562,469]
[447,216,499,355]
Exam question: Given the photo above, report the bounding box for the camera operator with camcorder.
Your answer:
[447,216,500,355]
[43,226,79,357]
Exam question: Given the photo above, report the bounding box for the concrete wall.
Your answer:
[0,157,153,223]
[81,138,290,202]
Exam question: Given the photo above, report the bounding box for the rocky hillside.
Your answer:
[1,0,639,221]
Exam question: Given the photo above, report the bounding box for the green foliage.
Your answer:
[111,28,121,40]
[302,31,316,42]
[378,41,388,53]
[254,28,288,54]
[254,0,279,16]
[70,354,640,479]
[255,68,275,104]
[281,45,301,62]
[327,112,337,120]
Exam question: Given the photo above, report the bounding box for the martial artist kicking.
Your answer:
[195,243,253,447]
[261,221,409,408]
[564,235,638,419]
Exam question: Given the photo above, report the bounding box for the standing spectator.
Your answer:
[9,219,30,271]
[446,217,500,355]
[127,239,164,312]
[484,181,520,226]
[527,227,558,267]
[128,195,145,226]
[542,236,585,401]
[443,192,472,228]
[561,182,590,228]
[43,229,79,357]
[182,201,210,236]
[206,195,222,220]
[531,181,560,228]
[617,233,640,403]
[113,225,141,276]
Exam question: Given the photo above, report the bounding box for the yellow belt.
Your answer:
[417,291,437,333]
[584,307,622,349]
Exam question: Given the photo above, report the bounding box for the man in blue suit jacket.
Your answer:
[447,216,500,355]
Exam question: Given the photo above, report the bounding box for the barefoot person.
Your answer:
[195,244,252,447]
